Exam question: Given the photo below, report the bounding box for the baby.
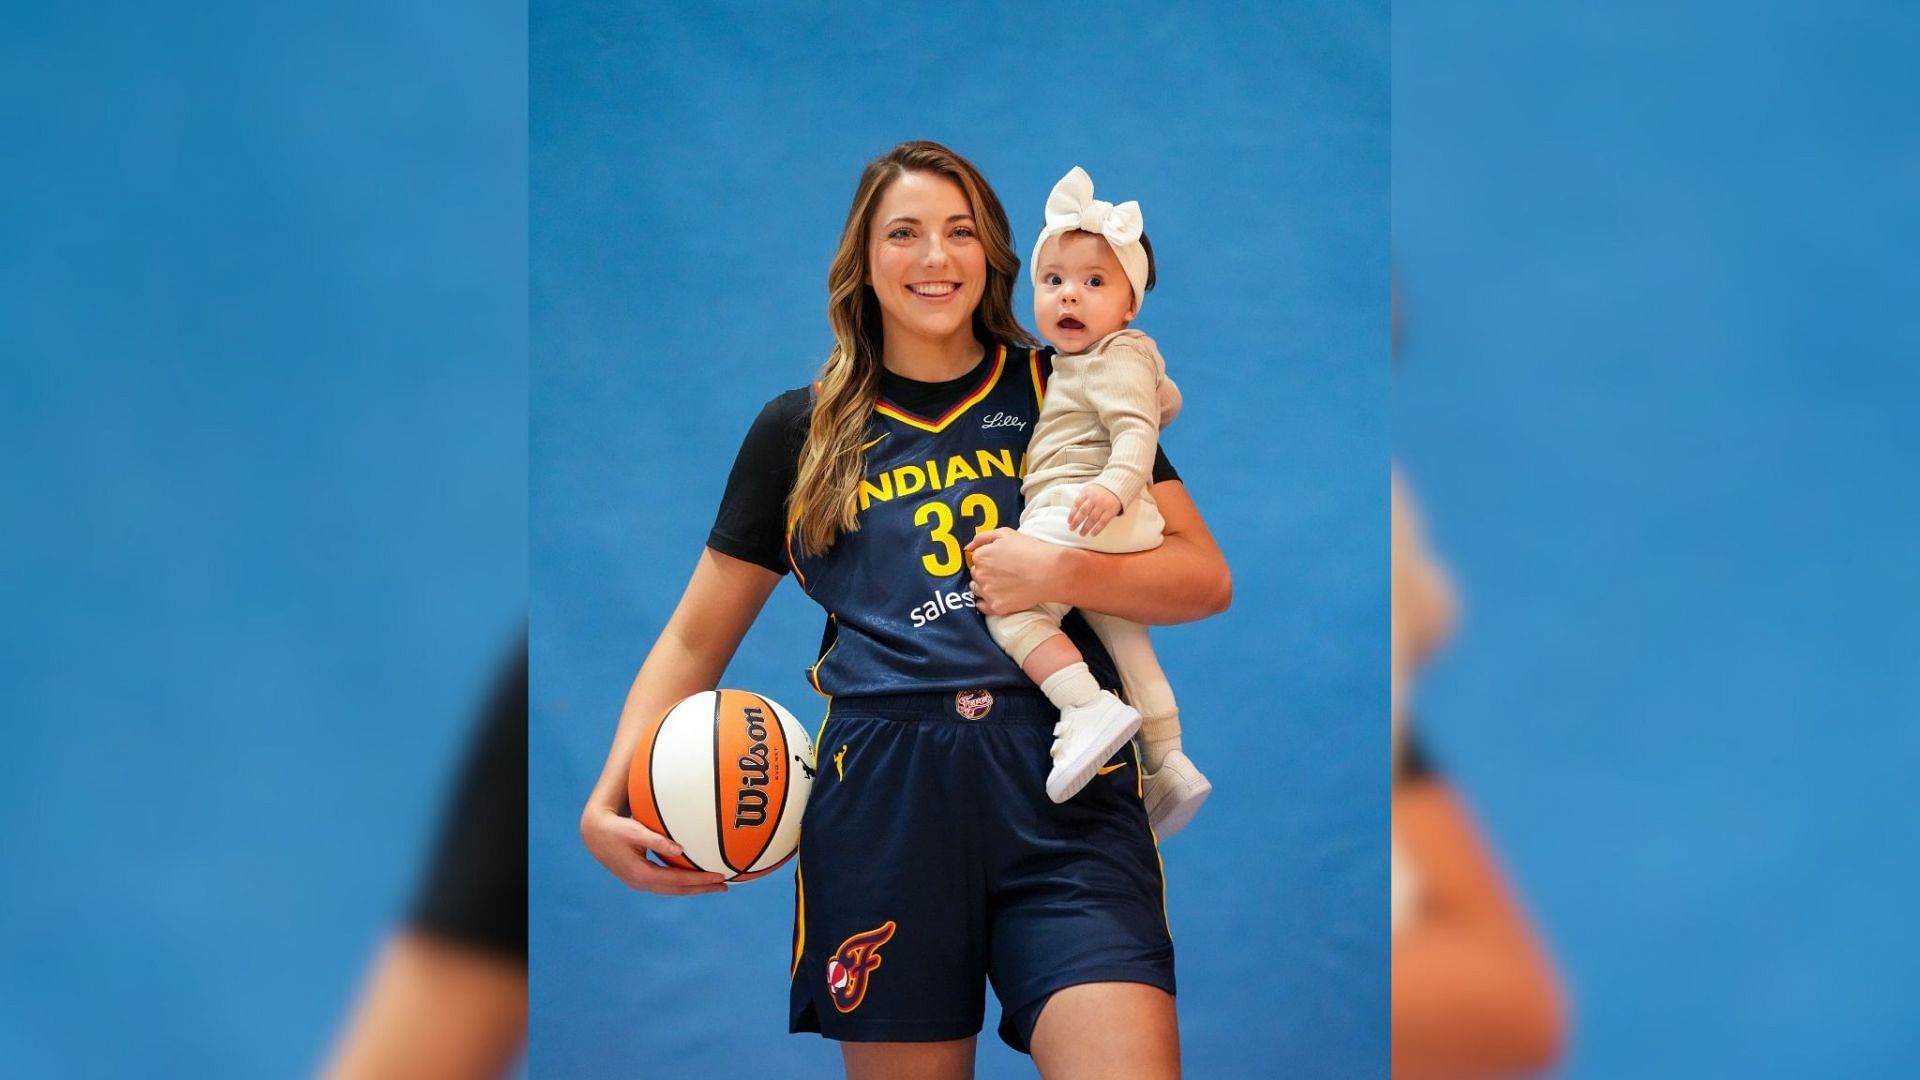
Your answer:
[983,166,1212,837]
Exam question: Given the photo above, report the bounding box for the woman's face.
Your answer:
[865,170,987,349]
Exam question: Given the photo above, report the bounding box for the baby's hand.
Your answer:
[1069,485,1123,537]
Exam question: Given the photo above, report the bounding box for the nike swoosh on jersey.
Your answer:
[1097,762,1129,776]
[860,434,889,451]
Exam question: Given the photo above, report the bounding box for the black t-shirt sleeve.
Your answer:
[407,640,528,962]
[706,389,811,575]
[1151,447,1179,485]
[1397,730,1441,786]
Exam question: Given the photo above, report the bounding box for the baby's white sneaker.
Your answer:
[1143,750,1212,839]
[1046,692,1142,803]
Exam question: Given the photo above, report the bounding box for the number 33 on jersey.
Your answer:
[787,345,1050,697]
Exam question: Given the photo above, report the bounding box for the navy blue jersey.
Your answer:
[789,344,1052,697]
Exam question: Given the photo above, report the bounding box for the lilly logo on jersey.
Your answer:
[826,920,897,1013]
[980,410,1028,434]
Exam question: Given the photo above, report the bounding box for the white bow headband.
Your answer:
[1029,166,1150,314]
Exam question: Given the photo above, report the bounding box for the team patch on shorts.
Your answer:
[955,689,994,720]
[826,920,896,1013]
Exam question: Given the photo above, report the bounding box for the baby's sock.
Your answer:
[1139,713,1182,772]
[1038,663,1102,711]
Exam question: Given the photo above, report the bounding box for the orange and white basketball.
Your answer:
[628,689,814,881]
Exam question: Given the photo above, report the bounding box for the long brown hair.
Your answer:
[789,140,1037,555]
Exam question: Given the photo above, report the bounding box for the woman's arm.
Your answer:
[1392,780,1567,1079]
[580,547,781,896]
[965,479,1231,624]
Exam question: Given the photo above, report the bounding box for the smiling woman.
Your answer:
[533,10,1391,1076]
[790,145,1034,559]
[574,140,1231,1080]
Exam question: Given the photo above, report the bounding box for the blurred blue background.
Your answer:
[1395,2,1919,1076]
[1,3,526,1075]
[531,2,1386,1076]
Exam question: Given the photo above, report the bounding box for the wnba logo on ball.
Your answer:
[826,920,897,1013]
[734,706,776,828]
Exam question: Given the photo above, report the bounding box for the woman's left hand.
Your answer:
[966,528,1069,615]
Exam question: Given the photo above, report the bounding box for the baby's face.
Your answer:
[1033,231,1135,354]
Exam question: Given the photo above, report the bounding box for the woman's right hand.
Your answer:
[580,804,729,896]
[580,550,780,897]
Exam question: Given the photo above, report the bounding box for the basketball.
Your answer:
[628,688,814,881]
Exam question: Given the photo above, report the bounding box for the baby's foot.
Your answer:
[1143,749,1212,838]
[1046,692,1142,803]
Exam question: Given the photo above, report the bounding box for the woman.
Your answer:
[579,141,1230,1080]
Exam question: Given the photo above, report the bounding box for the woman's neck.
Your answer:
[881,330,985,383]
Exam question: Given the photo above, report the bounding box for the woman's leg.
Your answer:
[842,1037,977,1080]
[1029,982,1179,1080]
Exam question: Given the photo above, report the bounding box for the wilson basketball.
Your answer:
[628,689,814,881]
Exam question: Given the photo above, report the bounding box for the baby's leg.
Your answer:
[1084,611,1211,835]
[991,490,1144,802]
[988,603,1142,803]
[1020,632,1090,697]
[1080,612,1179,768]
[1003,487,1172,720]
[991,485,1134,712]
[985,603,1103,710]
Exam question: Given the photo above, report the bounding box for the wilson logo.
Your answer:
[733,706,774,828]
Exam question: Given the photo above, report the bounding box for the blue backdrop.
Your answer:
[1,3,526,1075]
[1395,3,1919,1076]
[531,2,1387,1077]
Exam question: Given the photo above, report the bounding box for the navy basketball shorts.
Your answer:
[788,688,1175,1054]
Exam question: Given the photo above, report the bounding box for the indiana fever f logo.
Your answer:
[825,920,897,1013]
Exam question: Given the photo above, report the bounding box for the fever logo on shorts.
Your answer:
[825,920,896,1013]
[955,689,994,720]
